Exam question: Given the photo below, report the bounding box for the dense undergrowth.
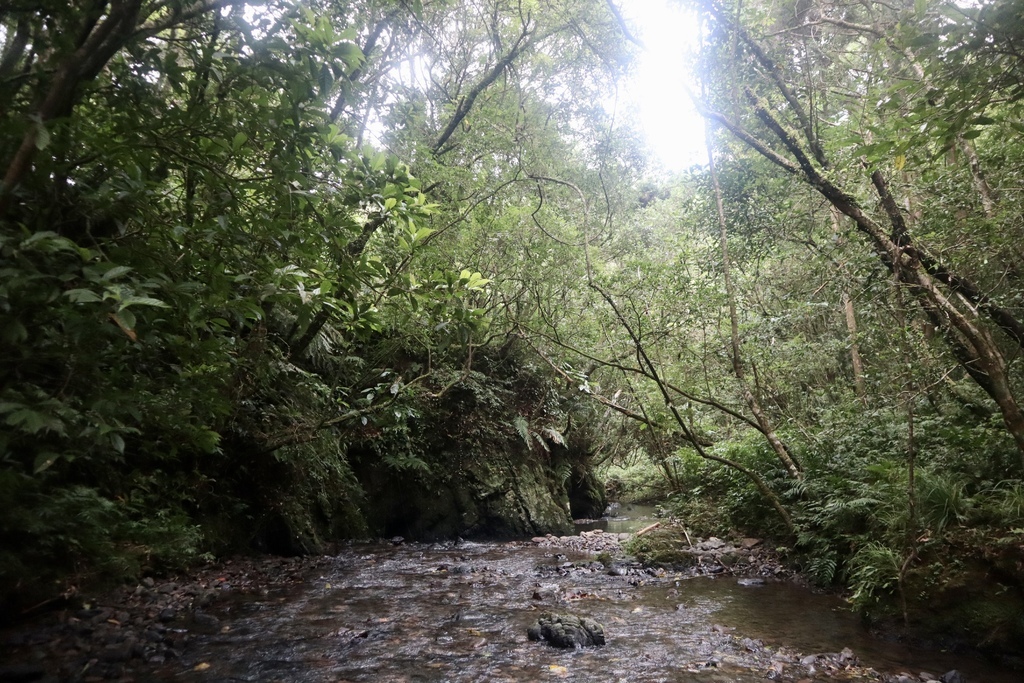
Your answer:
[606,395,1024,655]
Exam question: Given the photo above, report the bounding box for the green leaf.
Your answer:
[195,429,221,454]
[232,132,248,151]
[34,121,50,150]
[113,309,136,331]
[6,408,64,435]
[33,452,59,474]
[65,288,103,303]
[100,266,133,282]
[119,295,169,309]
[318,63,333,95]
[0,320,27,344]
[337,42,364,69]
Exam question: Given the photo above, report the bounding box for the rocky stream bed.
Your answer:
[0,528,1016,683]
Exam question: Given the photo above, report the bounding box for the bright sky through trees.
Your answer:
[619,0,706,171]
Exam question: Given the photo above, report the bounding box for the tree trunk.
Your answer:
[707,122,802,479]
[842,290,867,403]
[700,90,1024,470]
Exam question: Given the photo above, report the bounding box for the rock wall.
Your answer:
[246,347,605,548]
[349,444,575,539]
[343,351,603,540]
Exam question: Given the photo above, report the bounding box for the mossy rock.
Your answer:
[624,528,694,567]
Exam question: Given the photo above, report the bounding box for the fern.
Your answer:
[808,552,838,585]
[848,542,902,606]
[917,470,968,533]
[513,415,531,446]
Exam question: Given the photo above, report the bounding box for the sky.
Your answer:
[615,0,707,172]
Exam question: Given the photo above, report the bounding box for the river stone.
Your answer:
[698,537,726,551]
[719,551,740,566]
[940,671,966,683]
[526,612,606,648]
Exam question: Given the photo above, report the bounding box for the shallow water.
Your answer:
[574,504,663,534]
[138,540,1018,683]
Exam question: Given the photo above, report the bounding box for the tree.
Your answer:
[693,0,1024,468]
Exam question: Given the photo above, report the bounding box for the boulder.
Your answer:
[527,612,606,648]
[698,537,727,551]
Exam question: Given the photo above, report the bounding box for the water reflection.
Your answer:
[574,503,662,534]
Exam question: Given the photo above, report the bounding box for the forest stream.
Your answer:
[5,507,1013,683]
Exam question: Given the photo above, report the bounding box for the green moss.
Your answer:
[624,528,694,567]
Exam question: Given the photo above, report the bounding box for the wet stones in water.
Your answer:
[527,612,606,648]
[736,577,766,586]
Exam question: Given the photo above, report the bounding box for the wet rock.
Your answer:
[740,637,764,652]
[718,551,741,566]
[526,612,606,648]
[158,608,176,623]
[193,589,216,608]
[191,611,220,629]
[142,629,165,644]
[737,577,765,586]
[940,671,966,683]
[98,641,134,662]
[532,529,628,555]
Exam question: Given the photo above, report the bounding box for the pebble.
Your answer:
[0,554,333,681]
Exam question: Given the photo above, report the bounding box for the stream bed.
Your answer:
[129,539,1014,683]
[2,506,1019,683]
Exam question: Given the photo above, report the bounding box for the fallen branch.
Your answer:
[634,522,661,537]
